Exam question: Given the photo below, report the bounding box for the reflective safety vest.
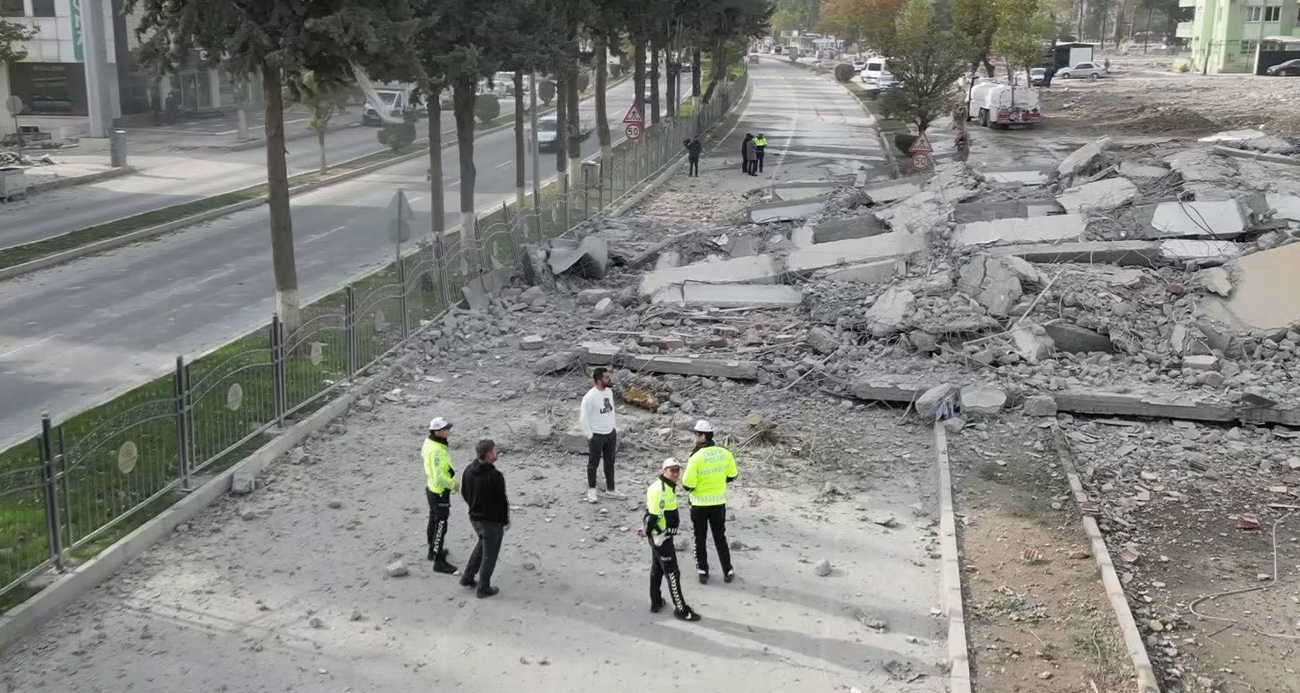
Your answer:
[754,136,767,149]
[422,438,455,493]
[683,445,737,507]
[645,478,679,534]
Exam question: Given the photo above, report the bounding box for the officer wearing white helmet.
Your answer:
[422,416,459,574]
[639,457,701,621]
[683,419,738,584]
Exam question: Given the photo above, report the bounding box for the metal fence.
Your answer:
[0,70,747,605]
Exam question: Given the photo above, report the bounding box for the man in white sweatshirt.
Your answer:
[580,367,626,503]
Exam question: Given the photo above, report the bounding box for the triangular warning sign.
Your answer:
[622,103,644,124]
[908,131,934,154]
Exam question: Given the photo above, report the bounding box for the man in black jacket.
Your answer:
[459,439,509,598]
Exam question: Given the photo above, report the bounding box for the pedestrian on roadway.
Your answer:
[744,136,758,176]
[1044,65,1055,87]
[754,133,768,173]
[422,417,459,574]
[740,133,753,173]
[580,367,627,503]
[683,420,738,584]
[640,458,701,621]
[459,439,509,599]
[684,137,703,177]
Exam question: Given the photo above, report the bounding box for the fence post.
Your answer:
[397,255,410,342]
[345,286,357,380]
[39,413,65,573]
[270,315,286,428]
[582,165,590,219]
[597,160,604,210]
[173,356,191,491]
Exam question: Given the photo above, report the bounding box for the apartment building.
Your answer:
[1177,0,1300,74]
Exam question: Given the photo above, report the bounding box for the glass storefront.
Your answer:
[7,63,89,116]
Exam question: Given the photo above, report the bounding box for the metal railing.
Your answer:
[0,69,747,605]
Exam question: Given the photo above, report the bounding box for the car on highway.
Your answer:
[1266,58,1300,76]
[533,114,594,153]
[1030,67,1047,86]
[1057,61,1108,79]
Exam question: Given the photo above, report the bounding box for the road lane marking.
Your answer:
[0,333,62,360]
[304,226,348,245]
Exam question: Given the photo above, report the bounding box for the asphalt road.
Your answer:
[0,79,644,449]
[0,84,620,251]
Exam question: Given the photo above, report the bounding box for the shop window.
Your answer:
[7,63,88,116]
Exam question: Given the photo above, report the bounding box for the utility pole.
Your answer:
[529,72,541,214]
[78,0,112,137]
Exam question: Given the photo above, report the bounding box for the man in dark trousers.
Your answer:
[753,133,768,172]
[740,133,753,173]
[459,439,509,599]
[580,367,626,503]
[422,417,458,574]
[640,458,701,622]
[684,137,703,177]
[743,134,758,176]
[683,420,738,584]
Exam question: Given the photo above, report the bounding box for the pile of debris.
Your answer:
[0,150,57,166]
[500,132,1300,425]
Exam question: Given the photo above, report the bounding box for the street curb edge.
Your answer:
[933,423,974,693]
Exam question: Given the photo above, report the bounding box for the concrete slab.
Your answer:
[979,167,1052,186]
[1045,323,1115,353]
[786,231,926,274]
[651,283,804,307]
[1142,200,1247,239]
[1117,161,1169,179]
[1201,243,1300,331]
[953,214,1087,247]
[1057,137,1111,180]
[816,258,906,285]
[1159,239,1242,263]
[638,255,781,297]
[984,240,1161,266]
[952,200,1064,224]
[624,354,760,380]
[1267,193,1300,222]
[812,215,889,244]
[548,235,610,278]
[747,197,827,224]
[884,191,948,234]
[1056,177,1138,214]
[863,180,924,204]
[771,183,836,200]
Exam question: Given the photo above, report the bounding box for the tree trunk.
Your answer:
[427,89,445,237]
[566,72,581,190]
[262,67,299,332]
[595,32,612,166]
[633,39,647,124]
[237,107,249,141]
[555,71,568,214]
[703,40,723,103]
[692,49,702,136]
[666,60,676,120]
[649,40,661,125]
[318,128,327,175]
[514,71,526,209]
[452,78,477,255]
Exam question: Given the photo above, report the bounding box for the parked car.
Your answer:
[861,58,887,84]
[876,71,901,91]
[852,59,867,73]
[1057,62,1108,79]
[1266,58,1300,76]
[1029,67,1047,86]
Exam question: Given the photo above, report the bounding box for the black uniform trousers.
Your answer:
[755,149,765,172]
[649,535,689,611]
[688,157,699,176]
[690,504,733,577]
[426,488,451,557]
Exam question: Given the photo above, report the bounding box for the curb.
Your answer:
[0,348,421,652]
[24,165,138,196]
[607,79,753,218]
[1051,426,1161,693]
[933,423,974,693]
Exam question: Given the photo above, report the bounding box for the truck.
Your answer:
[362,83,418,126]
[967,82,1042,128]
[1044,43,1095,72]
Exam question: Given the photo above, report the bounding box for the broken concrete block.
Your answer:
[986,240,1161,266]
[1044,323,1115,353]
[863,288,916,337]
[385,561,409,578]
[1010,324,1055,364]
[960,386,1007,415]
[533,351,576,375]
[1266,193,1300,222]
[884,191,949,235]
[748,197,826,224]
[1193,267,1233,297]
[980,167,1053,186]
[863,179,924,204]
[1057,136,1111,180]
[231,471,256,495]
[576,288,613,305]
[817,259,904,285]
[593,297,613,314]
[1159,239,1241,263]
[957,257,1022,317]
[1056,177,1138,214]
[915,384,959,420]
[638,255,781,297]
[953,214,1087,247]
[562,425,590,454]
[654,250,682,270]
[1117,161,1169,179]
[548,235,610,278]
[813,216,889,244]
[909,331,938,354]
[1182,355,1220,371]
[653,283,804,308]
[942,417,965,434]
[1140,200,1248,239]
[520,335,546,351]
[786,232,925,274]
[1023,394,1058,417]
[807,327,840,355]
[1201,243,1300,331]
[578,341,618,365]
[624,355,760,380]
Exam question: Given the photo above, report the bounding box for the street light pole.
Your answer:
[529,71,541,215]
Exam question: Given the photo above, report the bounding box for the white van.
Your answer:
[861,58,887,84]
[967,82,1041,128]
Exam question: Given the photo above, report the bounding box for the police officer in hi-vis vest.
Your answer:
[640,458,701,622]
[683,420,738,584]
[423,417,459,574]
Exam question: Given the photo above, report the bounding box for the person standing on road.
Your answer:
[753,133,768,173]
[683,420,738,584]
[459,439,509,599]
[640,458,701,622]
[1044,65,1055,87]
[580,367,626,503]
[743,135,759,176]
[740,133,753,173]
[423,417,459,574]
[684,137,703,177]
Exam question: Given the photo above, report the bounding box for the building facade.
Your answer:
[1178,0,1300,73]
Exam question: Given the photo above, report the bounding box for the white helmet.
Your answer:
[661,457,682,470]
[428,417,452,431]
[692,419,714,433]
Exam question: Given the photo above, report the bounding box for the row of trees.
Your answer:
[123,0,771,330]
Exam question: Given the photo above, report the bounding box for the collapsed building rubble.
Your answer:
[486,131,1300,431]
